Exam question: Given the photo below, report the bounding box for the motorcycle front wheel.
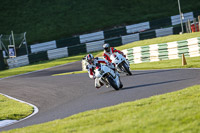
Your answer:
[106,76,120,90]
[122,62,132,75]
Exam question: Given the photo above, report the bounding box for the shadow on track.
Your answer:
[133,69,177,76]
[121,78,191,91]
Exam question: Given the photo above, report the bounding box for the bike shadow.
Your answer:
[121,78,191,91]
[132,69,177,76]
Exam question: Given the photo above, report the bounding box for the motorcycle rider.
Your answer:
[102,43,126,63]
[85,54,115,89]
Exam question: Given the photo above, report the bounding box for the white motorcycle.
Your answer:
[95,63,123,90]
[110,52,132,75]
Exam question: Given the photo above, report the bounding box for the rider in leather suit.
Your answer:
[102,43,126,63]
[85,54,114,89]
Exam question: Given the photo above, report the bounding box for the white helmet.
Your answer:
[86,54,94,64]
[103,43,110,52]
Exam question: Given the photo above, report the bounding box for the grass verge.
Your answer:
[3,85,200,133]
[131,56,200,70]
[0,95,33,120]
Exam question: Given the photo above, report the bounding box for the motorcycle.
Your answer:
[95,63,123,90]
[110,52,132,75]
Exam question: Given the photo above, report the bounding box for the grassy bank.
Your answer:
[3,85,200,133]
[0,0,199,44]
[0,95,33,120]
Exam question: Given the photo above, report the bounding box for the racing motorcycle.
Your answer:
[95,63,123,90]
[110,52,132,75]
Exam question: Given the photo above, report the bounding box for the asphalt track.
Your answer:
[0,61,200,131]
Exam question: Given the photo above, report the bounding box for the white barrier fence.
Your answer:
[86,40,105,53]
[126,22,150,34]
[79,31,104,43]
[47,47,68,60]
[31,41,56,53]
[7,55,29,68]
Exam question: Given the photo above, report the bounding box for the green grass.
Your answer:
[3,85,200,133]
[0,0,199,44]
[132,56,200,70]
[0,95,33,120]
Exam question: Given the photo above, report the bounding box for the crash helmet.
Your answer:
[86,54,94,64]
[103,43,110,52]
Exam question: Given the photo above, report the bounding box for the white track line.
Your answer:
[0,93,39,128]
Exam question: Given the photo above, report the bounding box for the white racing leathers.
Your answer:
[86,57,115,88]
[95,63,123,90]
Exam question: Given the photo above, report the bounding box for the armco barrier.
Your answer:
[7,55,29,69]
[173,24,186,34]
[47,47,68,60]
[86,40,105,53]
[122,37,200,64]
[28,51,48,64]
[126,22,150,34]
[104,27,127,39]
[5,25,185,69]
[79,31,104,43]
[150,17,172,29]
[105,37,122,47]
[30,41,56,53]
[56,36,80,48]
[6,37,200,69]
[155,27,173,37]
[139,30,156,40]
[121,33,140,45]
[68,43,86,56]
[171,12,194,26]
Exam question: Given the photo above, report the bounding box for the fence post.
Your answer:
[24,32,29,55]
[198,16,200,32]
[194,18,197,32]
[187,19,192,33]
[185,22,189,33]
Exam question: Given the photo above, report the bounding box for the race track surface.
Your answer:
[0,61,200,131]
